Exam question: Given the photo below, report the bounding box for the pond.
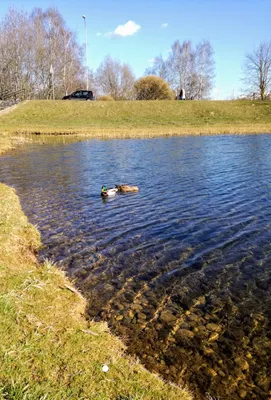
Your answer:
[1,135,271,399]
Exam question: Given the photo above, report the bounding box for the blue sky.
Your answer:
[1,0,270,99]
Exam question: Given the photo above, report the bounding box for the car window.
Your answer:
[72,91,81,98]
[82,91,89,97]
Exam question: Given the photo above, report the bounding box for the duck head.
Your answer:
[101,186,108,197]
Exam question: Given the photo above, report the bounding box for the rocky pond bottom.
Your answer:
[1,136,271,399]
[68,240,271,400]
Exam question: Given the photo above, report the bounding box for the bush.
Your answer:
[134,75,174,100]
[97,95,115,101]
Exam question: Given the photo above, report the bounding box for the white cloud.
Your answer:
[148,58,155,63]
[105,20,141,38]
[96,32,102,36]
[161,23,168,28]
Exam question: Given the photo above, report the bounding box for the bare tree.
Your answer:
[243,41,271,100]
[96,56,135,100]
[30,7,84,99]
[168,40,194,96]
[0,7,84,99]
[145,55,170,82]
[189,40,215,99]
[144,39,215,99]
[0,8,32,95]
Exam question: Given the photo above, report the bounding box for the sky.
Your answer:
[0,0,270,99]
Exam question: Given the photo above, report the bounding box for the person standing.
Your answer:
[179,88,186,100]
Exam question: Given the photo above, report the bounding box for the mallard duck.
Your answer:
[101,185,118,197]
[115,184,139,193]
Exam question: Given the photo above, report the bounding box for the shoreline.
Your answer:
[2,124,271,137]
[1,126,271,156]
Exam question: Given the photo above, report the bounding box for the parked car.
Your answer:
[62,90,95,101]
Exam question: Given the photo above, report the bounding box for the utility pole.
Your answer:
[82,15,89,90]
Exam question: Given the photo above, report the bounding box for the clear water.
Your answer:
[1,135,270,399]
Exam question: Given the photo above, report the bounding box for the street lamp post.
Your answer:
[50,64,55,100]
[82,15,89,90]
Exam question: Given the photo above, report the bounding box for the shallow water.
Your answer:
[1,135,271,399]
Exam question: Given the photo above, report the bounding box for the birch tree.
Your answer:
[0,8,31,95]
[189,40,215,99]
[243,41,271,100]
[96,56,135,99]
[30,7,84,99]
[0,7,84,99]
[168,40,194,96]
[145,55,170,82]
[145,39,215,99]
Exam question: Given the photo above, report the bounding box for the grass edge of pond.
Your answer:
[0,182,192,399]
[0,99,270,138]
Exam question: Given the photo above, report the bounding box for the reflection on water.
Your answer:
[1,135,271,399]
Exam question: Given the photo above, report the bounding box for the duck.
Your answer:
[115,184,139,193]
[101,185,118,197]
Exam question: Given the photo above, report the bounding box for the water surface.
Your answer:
[1,135,271,399]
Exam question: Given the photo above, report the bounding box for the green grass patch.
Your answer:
[0,100,270,139]
[0,183,191,400]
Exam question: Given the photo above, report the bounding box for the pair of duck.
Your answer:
[101,184,139,198]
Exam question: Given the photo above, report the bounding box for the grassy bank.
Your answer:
[0,104,30,153]
[0,183,191,399]
[0,133,29,154]
[0,99,270,137]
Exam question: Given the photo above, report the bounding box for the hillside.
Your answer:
[0,99,270,138]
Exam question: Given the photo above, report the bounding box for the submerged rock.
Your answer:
[207,368,217,377]
[175,329,195,340]
[206,323,222,332]
[159,310,177,324]
[137,312,147,320]
[208,332,220,342]
[238,389,247,398]
[235,357,249,371]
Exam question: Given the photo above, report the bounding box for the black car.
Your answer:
[62,90,95,101]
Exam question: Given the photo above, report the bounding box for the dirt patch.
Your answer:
[0,100,28,116]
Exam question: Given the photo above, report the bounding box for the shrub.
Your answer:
[134,75,174,100]
[98,95,115,101]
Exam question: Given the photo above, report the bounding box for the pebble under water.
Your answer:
[0,135,271,399]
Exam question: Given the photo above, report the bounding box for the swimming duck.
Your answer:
[101,185,118,197]
[115,184,139,192]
